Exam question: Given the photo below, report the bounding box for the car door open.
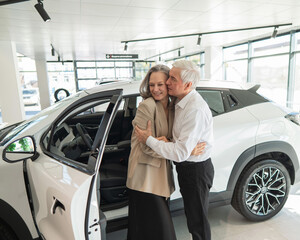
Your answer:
[24,89,123,240]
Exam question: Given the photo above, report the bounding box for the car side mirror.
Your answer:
[3,136,38,162]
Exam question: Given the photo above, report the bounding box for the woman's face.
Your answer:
[149,71,168,101]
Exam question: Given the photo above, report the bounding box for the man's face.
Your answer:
[166,67,187,100]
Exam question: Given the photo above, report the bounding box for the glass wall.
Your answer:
[252,55,289,106]
[74,60,152,90]
[135,62,153,81]
[224,60,247,82]
[165,52,205,79]
[17,54,41,118]
[223,31,300,111]
[47,62,76,104]
[293,53,300,111]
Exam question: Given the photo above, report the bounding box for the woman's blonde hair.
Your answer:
[139,64,170,99]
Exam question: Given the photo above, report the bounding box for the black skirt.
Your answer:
[127,189,177,240]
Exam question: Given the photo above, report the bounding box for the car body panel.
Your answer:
[211,107,259,191]
[0,80,300,238]
[26,155,94,240]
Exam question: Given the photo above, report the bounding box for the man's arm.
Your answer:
[135,108,207,162]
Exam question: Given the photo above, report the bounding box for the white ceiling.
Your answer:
[1,0,300,61]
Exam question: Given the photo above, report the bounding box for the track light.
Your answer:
[35,0,51,22]
[124,42,128,52]
[51,45,55,56]
[197,34,202,46]
[271,26,278,39]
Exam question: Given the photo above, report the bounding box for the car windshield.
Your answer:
[0,91,82,146]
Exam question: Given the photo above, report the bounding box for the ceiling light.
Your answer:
[271,26,278,39]
[197,35,202,46]
[51,45,55,56]
[124,42,128,52]
[35,0,51,22]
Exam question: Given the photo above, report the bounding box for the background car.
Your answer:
[22,88,40,106]
[0,80,300,240]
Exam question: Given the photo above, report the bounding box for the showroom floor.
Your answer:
[108,182,300,240]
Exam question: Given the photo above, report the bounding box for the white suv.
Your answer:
[0,81,300,240]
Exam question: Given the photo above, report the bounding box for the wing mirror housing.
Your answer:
[3,136,39,162]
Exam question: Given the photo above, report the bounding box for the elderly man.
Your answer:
[135,60,214,240]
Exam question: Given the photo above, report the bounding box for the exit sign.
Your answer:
[106,54,138,59]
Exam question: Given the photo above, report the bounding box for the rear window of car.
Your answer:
[197,90,225,116]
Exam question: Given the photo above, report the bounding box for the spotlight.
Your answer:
[58,56,60,62]
[271,26,278,39]
[51,45,55,56]
[124,42,128,52]
[178,49,181,57]
[35,0,51,22]
[197,34,202,46]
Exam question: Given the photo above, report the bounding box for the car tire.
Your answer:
[0,221,18,240]
[232,159,290,221]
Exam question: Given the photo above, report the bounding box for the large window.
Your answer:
[252,35,290,57]
[252,55,289,106]
[74,60,154,90]
[17,54,41,118]
[223,32,299,109]
[47,62,76,104]
[293,53,300,111]
[135,62,153,81]
[165,52,205,79]
[224,60,247,82]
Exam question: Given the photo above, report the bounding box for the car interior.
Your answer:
[46,95,139,214]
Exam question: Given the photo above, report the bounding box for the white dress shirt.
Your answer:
[146,89,213,162]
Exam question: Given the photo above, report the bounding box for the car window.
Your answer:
[44,97,115,169]
[197,90,225,116]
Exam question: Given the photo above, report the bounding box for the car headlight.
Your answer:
[285,112,300,125]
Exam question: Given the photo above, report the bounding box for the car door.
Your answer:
[25,89,123,240]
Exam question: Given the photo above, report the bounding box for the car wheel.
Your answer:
[0,221,18,240]
[232,159,290,221]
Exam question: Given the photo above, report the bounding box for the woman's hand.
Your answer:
[191,142,206,156]
[156,136,169,142]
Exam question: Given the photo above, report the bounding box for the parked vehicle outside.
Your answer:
[22,88,40,106]
[0,80,300,240]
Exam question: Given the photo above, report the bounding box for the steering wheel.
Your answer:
[76,123,93,150]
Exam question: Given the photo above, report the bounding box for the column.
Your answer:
[35,59,51,110]
[204,46,223,80]
[0,41,25,123]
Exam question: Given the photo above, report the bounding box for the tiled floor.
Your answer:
[107,182,300,240]
[174,182,300,240]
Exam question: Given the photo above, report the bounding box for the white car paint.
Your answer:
[0,80,300,239]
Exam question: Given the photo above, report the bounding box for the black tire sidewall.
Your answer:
[0,221,18,240]
[235,159,290,221]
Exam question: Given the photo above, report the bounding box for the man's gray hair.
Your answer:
[172,60,200,89]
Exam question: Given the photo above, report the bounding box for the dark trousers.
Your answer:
[175,158,214,240]
[127,189,177,240]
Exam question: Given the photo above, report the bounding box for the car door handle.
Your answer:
[51,197,65,214]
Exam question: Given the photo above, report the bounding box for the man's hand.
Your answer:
[135,120,152,144]
[156,136,169,142]
[191,142,206,156]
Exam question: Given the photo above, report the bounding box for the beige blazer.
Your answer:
[126,97,175,198]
